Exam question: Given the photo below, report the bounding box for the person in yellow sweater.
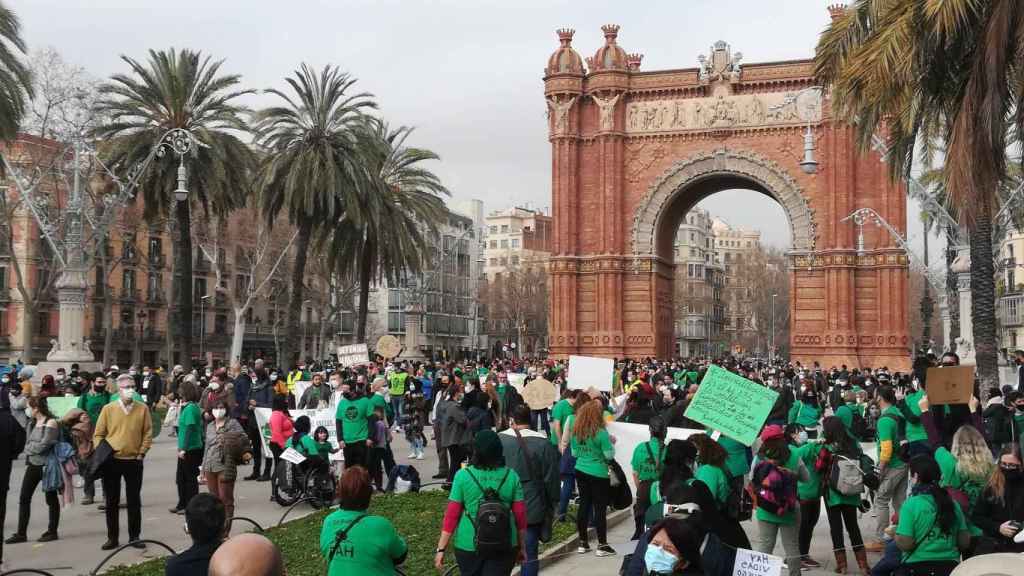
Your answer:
[93,373,153,551]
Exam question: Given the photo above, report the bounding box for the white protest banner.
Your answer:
[337,344,370,367]
[733,548,784,576]
[254,407,344,461]
[280,447,307,465]
[607,421,704,493]
[568,355,614,392]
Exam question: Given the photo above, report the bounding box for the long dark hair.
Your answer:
[292,415,311,444]
[909,456,957,536]
[660,439,697,488]
[822,416,856,455]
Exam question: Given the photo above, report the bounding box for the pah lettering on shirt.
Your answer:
[733,548,784,576]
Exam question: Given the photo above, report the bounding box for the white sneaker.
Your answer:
[407,452,417,459]
[416,453,425,460]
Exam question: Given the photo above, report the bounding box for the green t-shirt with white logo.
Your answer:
[896,493,967,564]
[449,466,524,552]
[630,439,664,482]
[335,396,371,443]
[571,428,614,478]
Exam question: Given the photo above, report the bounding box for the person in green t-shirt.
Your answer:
[388,367,409,427]
[434,430,525,574]
[786,423,823,570]
[549,391,577,447]
[816,417,870,574]
[172,380,204,514]
[629,417,666,540]
[322,466,407,575]
[753,425,807,576]
[895,456,970,573]
[869,386,910,549]
[335,389,372,470]
[919,395,991,538]
[570,399,616,556]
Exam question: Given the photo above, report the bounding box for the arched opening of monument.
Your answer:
[658,180,793,360]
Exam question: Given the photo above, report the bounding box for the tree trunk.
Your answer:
[970,210,999,394]
[355,246,372,342]
[230,311,246,364]
[176,199,194,370]
[282,220,312,369]
[102,289,114,368]
[20,299,35,364]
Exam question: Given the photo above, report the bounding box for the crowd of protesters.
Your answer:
[1,349,1023,576]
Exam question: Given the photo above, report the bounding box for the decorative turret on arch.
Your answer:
[631,148,817,260]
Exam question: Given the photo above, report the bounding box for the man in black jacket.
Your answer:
[0,379,27,568]
[499,404,559,576]
[164,493,225,576]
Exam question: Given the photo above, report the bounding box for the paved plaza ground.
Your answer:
[4,427,888,575]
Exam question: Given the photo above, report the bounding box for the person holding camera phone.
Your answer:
[972,444,1024,553]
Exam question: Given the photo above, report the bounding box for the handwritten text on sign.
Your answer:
[683,364,778,446]
[733,548,784,576]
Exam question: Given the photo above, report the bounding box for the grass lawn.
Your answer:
[104,491,577,575]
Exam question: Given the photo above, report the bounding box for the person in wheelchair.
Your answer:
[285,416,326,479]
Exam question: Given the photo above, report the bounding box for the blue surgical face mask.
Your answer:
[797,431,809,445]
[644,543,679,574]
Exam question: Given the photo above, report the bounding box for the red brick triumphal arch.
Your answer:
[544,25,911,370]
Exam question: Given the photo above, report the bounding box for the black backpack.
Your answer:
[879,413,910,461]
[465,469,512,554]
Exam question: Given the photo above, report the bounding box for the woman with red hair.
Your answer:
[320,466,407,575]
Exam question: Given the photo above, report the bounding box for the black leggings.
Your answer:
[16,464,59,535]
[175,449,203,510]
[576,470,610,545]
[826,504,864,551]
[799,497,822,556]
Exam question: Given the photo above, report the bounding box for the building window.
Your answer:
[511,256,519,266]
[122,269,136,293]
[489,240,497,249]
[35,310,50,335]
[1012,331,1018,348]
[148,237,162,264]
[388,311,404,332]
[489,225,497,234]
[500,239,509,249]
[511,238,519,248]
[147,273,161,298]
[194,277,208,301]
[215,313,227,334]
[122,234,137,261]
[120,308,134,328]
[1011,270,1017,290]
[501,225,509,233]
[500,257,508,266]
[235,274,249,296]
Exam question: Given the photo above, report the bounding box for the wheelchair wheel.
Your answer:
[306,469,336,510]
[273,461,304,507]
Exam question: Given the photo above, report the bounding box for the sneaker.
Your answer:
[577,544,591,554]
[4,534,26,545]
[595,544,616,557]
[800,558,822,571]
[81,497,94,505]
[37,532,58,543]
[128,539,146,549]
[416,453,425,460]
[407,452,417,459]
[100,540,119,551]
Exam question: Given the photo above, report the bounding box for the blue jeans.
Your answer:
[558,473,575,517]
[531,409,550,435]
[390,395,404,426]
[521,524,542,576]
[870,540,902,576]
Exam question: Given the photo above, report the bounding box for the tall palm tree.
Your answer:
[816,1,1024,388]
[93,49,254,370]
[325,120,449,343]
[0,1,31,141]
[253,64,375,368]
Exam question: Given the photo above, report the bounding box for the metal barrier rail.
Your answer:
[228,516,266,533]
[89,539,177,576]
[0,570,60,576]
[277,496,318,527]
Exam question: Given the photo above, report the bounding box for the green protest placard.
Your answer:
[47,395,79,419]
[683,365,778,446]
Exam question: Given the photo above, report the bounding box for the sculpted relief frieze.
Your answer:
[624,91,821,135]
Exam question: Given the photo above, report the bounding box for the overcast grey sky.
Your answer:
[12,0,931,252]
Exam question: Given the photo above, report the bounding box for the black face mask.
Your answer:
[1015,404,1024,412]
[1002,468,1023,482]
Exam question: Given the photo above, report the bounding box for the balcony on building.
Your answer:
[998,294,1024,328]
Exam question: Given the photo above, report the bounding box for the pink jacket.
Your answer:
[269,410,293,448]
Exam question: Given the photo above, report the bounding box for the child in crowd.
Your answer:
[368,407,393,491]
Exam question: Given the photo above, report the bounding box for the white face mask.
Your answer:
[143,372,150,378]
[464,384,474,395]
[270,373,278,381]
[119,388,134,401]
[1,377,9,385]
[205,370,212,377]
[209,382,221,391]
[57,374,65,381]
[212,408,227,420]
[25,407,33,418]
[129,370,137,376]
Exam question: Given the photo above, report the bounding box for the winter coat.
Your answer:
[499,428,560,526]
[441,400,472,449]
[973,478,1024,552]
[202,417,252,481]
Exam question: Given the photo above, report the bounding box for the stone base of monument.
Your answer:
[36,359,104,382]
